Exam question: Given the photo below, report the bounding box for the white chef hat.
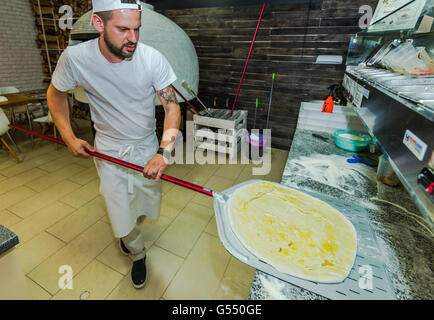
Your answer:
[92,0,142,13]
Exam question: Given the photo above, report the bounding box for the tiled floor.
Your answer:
[0,122,288,300]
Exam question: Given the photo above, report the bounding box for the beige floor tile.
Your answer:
[0,185,37,211]
[52,260,123,300]
[164,164,193,179]
[25,164,87,192]
[271,148,289,163]
[107,245,183,300]
[139,215,173,250]
[163,232,231,300]
[28,221,113,295]
[0,152,59,178]
[191,175,235,209]
[97,215,179,276]
[73,157,96,168]
[214,277,251,300]
[60,178,99,209]
[214,162,245,181]
[8,180,82,219]
[100,214,110,224]
[0,209,22,228]
[0,158,16,171]
[16,232,65,274]
[162,162,196,196]
[26,277,52,300]
[37,155,83,173]
[18,143,62,162]
[213,252,256,299]
[160,185,197,220]
[47,196,107,243]
[155,202,213,258]
[0,173,6,182]
[0,168,47,195]
[161,180,175,195]
[49,146,71,156]
[10,201,76,245]
[234,165,268,185]
[96,240,131,276]
[181,163,220,186]
[68,166,99,186]
[235,165,285,185]
[204,215,218,238]
[222,257,256,288]
[159,199,182,221]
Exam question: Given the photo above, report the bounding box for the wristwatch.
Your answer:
[157,147,171,161]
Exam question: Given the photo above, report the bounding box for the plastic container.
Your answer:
[334,129,372,152]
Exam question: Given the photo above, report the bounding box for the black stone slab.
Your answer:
[0,225,19,256]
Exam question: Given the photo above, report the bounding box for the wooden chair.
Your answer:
[33,111,59,150]
[0,108,21,163]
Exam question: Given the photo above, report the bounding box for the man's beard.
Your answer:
[103,31,137,60]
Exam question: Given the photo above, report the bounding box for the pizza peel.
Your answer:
[9,124,396,299]
[8,125,281,268]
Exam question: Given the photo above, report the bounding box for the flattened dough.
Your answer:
[228,181,357,283]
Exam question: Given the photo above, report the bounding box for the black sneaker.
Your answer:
[119,239,131,256]
[131,257,147,289]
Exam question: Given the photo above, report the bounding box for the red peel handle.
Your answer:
[8,124,213,197]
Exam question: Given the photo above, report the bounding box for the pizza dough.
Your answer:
[228,181,357,283]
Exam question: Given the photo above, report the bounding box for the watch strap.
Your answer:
[157,147,170,160]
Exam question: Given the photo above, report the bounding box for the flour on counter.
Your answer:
[283,154,377,196]
[259,274,287,300]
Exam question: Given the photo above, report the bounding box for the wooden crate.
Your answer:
[193,108,248,159]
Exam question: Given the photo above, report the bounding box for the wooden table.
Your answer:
[0,93,46,147]
[0,93,45,109]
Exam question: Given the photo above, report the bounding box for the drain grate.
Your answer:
[214,180,397,300]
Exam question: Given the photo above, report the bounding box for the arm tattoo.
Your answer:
[158,85,178,105]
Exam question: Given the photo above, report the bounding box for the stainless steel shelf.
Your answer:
[347,66,434,121]
[344,68,434,227]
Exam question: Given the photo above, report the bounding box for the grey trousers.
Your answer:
[121,216,146,261]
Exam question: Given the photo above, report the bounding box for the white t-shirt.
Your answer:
[52,38,177,140]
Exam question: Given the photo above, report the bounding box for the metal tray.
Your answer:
[392,85,434,93]
[388,77,434,86]
[213,179,396,300]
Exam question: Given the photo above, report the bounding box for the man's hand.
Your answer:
[143,154,168,181]
[66,138,96,158]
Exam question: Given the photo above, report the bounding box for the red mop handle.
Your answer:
[172,85,200,115]
[230,3,265,116]
[8,124,214,197]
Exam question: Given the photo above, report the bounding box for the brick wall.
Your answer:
[0,0,46,92]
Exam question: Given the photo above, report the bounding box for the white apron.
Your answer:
[93,132,162,238]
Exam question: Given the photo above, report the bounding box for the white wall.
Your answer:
[0,0,46,92]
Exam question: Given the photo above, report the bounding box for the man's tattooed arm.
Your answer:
[157,85,179,105]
